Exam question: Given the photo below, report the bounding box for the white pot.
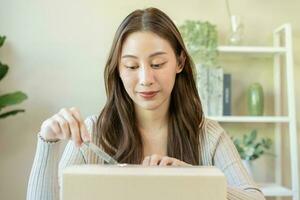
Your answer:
[242,160,253,177]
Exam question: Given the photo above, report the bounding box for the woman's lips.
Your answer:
[138,91,159,99]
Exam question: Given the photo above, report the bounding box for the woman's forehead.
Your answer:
[121,31,174,57]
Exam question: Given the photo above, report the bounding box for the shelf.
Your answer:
[207,116,290,123]
[259,182,293,197]
[213,24,299,199]
[218,46,286,54]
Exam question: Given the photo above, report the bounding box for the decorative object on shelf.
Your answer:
[179,21,222,116]
[223,73,231,115]
[196,64,209,115]
[196,64,223,116]
[0,35,28,119]
[207,66,223,116]
[247,83,264,116]
[232,129,272,176]
[225,0,244,45]
[228,15,244,45]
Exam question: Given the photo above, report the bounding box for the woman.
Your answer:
[27,7,265,200]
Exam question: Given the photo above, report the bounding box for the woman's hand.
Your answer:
[39,107,90,147]
[142,154,192,166]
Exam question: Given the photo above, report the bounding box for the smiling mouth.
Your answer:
[138,91,159,99]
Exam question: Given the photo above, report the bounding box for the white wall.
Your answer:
[0,0,299,199]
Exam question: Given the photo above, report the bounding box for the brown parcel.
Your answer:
[62,165,227,200]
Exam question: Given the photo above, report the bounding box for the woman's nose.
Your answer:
[138,65,154,86]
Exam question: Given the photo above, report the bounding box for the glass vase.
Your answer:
[247,83,264,116]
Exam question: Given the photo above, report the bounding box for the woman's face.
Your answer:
[118,31,182,111]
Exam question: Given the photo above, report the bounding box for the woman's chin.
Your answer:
[135,101,162,111]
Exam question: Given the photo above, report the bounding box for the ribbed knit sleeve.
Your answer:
[26,115,99,200]
[26,135,63,200]
[202,119,266,200]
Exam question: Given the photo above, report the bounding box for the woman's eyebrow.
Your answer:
[121,51,167,59]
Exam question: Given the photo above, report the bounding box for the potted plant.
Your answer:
[0,35,28,119]
[178,20,219,67]
[232,129,272,176]
[179,21,222,116]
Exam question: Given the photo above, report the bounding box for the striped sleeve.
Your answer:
[26,115,99,200]
[26,135,63,200]
[205,119,266,200]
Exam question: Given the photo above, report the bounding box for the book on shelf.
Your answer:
[208,67,223,116]
[196,64,223,116]
[223,73,231,116]
[196,64,209,115]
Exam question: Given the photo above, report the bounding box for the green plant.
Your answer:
[232,129,272,161]
[178,20,218,67]
[0,35,28,119]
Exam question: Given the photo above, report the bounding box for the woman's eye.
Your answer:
[125,65,138,69]
[124,62,166,69]
[151,62,166,69]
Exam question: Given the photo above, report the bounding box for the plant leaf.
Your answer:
[0,109,25,119]
[0,91,28,109]
[245,129,257,145]
[178,20,218,66]
[0,62,9,81]
[0,35,6,47]
[250,129,257,140]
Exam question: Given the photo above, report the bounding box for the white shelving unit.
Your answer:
[208,24,299,199]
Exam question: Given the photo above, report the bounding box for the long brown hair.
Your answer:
[97,7,205,165]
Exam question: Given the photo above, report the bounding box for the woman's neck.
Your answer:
[135,98,170,133]
[135,97,170,157]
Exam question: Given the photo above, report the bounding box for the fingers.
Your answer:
[39,106,89,146]
[52,107,87,147]
[159,156,174,166]
[70,107,90,142]
[53,113,71,140]
[149,154,162,166]
[40,118,61,141]
[142,154,192,167]
[142,154,167,166]
[142,156,151,166]
[60,108,82,147]
[142,154,163,166]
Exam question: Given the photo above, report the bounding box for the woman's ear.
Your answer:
[176,51,186,73]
